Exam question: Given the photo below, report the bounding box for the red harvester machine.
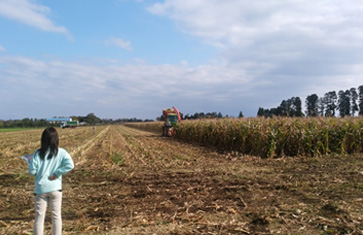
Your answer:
[162,106,181,137]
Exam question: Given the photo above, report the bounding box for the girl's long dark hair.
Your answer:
[39,127,59,160]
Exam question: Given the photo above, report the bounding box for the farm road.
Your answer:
[0,125,362,234]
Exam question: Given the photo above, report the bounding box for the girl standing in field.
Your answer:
[28,127,74,235]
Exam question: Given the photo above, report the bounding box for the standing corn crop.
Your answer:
[174,117,363,158]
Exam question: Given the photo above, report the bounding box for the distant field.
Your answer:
[0,128,39,132]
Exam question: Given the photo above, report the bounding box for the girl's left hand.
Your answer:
[49,174,58,180]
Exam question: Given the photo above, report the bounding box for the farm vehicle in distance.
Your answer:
[162,107,181,137]
[61,121,79,129]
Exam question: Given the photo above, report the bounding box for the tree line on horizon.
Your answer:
[0,113,155,129]
[157,111,245,121]
[257,85,363,118]
[157,112,224,121]
[1,85,362,129]
[1,110,244,129]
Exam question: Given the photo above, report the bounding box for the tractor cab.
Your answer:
[166,113,178,126]
[162,107,181,136]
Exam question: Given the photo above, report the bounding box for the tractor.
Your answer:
[162,107,181,137]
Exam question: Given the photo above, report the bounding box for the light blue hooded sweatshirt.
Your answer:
[29,147,74,194]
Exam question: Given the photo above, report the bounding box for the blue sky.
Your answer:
[1,0,363,120]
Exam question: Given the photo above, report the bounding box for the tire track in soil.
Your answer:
[64,125,254,234]
[114,125,214,170]
[61,126,126,232]
[116,126,252,233]
[70,126,110,166]
[112,126,148,166]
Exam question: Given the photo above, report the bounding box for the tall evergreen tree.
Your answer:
[350,87,359,116]
[318,97,325,116]
[280,100,288,116]
[305,94,319,117]
[292,97,304,117]
[338,90,351,117]
[257,107,265,117]
[324,91,337,117]
[286,99,293,116]
[238,111,244,118]
[359,85,363,115]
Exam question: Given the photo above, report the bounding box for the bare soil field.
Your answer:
[0,125,362,234]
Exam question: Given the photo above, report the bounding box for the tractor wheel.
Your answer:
[162,126,168,136]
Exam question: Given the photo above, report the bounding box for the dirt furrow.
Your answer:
[113,126,148,166]
[116,125,210,168]
[70,126,109,166]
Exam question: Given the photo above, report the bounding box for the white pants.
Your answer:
[34,191,62,235]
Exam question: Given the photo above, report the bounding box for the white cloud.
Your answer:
[0,0,71,38]
[180,60,188,66]
[148,0,363,107]
[0,45,5,52]
[105,37,133,51]
[1,54,362,119]
[148,0,363,48]
[133,58,147,64]
[0,55,256,118]
[147,0,363,67]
